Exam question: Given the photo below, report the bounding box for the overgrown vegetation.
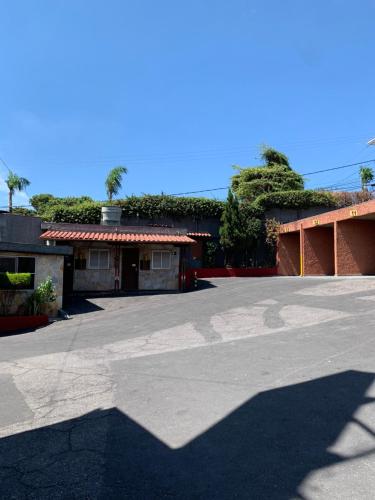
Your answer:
[232,146,304,202]
[203,240,220,268]
[29,194,225,223]
[220,190,262,266]
[265,218,281,249]
[252,190,337,211]
[0,273,32,290]
[331,190,373,207]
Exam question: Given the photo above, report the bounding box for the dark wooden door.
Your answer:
[122,248,139,290]
[63,255,74,307]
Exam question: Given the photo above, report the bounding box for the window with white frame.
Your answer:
[0,256,35,289]
[152,251,171,270]
[88,249,110,269]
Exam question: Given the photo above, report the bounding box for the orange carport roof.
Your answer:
[41,230,196,244]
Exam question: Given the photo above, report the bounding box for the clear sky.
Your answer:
[1,0,375,208]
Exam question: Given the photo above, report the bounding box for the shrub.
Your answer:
[252,190,337,211]
[39,195,225,223]
[0,273,32,290]
[265,218,281,248]
[332,190,373,208]
[232,167,304,202]
[27,277,56,315]
[44,202,102,224]
[12,208,36,217]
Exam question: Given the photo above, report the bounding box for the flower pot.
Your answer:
[0,315,49,334]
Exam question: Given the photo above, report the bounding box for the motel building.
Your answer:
[277,199,375,276]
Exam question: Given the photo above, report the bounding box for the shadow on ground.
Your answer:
[63,297,105,316]
[1,370,374,499]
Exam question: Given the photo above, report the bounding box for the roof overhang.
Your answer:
[0,242,73,256]
[279,199,375,233]
[41,229,196,245]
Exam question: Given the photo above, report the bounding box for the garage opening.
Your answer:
[278,232,300,276]
[303,226,334,276]
[336,220,375,275]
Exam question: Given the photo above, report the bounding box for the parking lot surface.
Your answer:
[1,277,375,499]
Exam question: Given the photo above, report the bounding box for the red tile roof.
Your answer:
[187,232,212,237]
[41,230,196,244]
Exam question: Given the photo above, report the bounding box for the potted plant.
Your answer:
[27,277,56,316]
[1,277,56,334]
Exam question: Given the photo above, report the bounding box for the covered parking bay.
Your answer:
[278,200,375,276]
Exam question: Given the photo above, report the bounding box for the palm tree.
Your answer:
[5,171,30,213]
[105,166,127,203]
[359,166,374,191]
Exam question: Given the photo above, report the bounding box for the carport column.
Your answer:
[334,221,338,276]
[300,226,304,277]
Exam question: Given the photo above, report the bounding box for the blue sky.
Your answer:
[1,0,375,208]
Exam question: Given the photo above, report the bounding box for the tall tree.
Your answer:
[5,171,30,213]
[359,166,374,191]
[219,190,244,265]
[231,146,303,202]
[105,166,127,203]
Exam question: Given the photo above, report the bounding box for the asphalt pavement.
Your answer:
[1,277,375,499]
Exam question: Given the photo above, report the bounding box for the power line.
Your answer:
[6,134,372,169]
[0,158,10,171]
[168,159,375,196]
[2,157,374,204]
[301,159,375,177]
[169,187,229,196]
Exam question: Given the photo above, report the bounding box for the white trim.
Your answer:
[88,249,110,270]
[152,251,171,270]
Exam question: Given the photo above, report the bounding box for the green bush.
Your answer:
[27,277,56,315]
[0,273,32,290]
[252,190,337,211]
[44,202,102,224]
[114,195,225,218]
[39,195,225,223]
[232,166,304,202]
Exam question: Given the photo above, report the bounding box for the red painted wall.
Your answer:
[336,220,375,275]
[303,227,334,276]
[277,233,300,276]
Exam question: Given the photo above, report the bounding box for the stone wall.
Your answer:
[0,252,64,316]
[70,243,181,292]
[71,243,116,292]
[138,245,180,290]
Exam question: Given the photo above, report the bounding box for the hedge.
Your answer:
[252,190,337,211]
[41,195,226,223]
[33,190,342,225]
[0,273,32,290]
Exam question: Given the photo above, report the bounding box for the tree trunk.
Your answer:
[8,190,12,213]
